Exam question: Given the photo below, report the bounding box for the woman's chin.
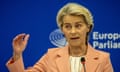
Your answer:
[69,41,81,46]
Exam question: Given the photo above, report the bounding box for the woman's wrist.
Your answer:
[13,52,22,61]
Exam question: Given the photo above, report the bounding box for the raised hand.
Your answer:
[12,33,30,60]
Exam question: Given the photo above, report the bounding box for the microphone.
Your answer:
[81,57,86,72]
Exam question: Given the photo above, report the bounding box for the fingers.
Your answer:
[23,34,30,45]
[13,33,26,41]
[24,34,30,41]
[13,33,30,46]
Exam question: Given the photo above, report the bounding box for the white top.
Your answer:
[69,56,83,72]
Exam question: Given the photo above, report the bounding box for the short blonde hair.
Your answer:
[56,3,94,31]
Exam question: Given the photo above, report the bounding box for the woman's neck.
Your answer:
[69,44,87,57]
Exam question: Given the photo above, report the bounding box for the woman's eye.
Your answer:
[75,24,82,28]
[64,25,72,29]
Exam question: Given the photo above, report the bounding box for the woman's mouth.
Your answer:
[70,37,80,40]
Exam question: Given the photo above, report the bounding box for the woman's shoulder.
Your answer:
[88,44,110,57]
[45,47,65,56]
[94,49,110,59]
[48,47,64,52]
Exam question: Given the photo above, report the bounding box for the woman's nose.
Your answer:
[70,27,76,34]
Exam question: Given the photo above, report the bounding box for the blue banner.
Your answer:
[0,0,120,72]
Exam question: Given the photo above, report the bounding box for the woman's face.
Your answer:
[62,15,90,46]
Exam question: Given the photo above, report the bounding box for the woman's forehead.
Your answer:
[62,15,86,23]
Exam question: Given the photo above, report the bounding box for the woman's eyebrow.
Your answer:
[63,23,71,25]
[75,21,83,24]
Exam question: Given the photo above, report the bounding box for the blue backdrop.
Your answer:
[0,0,120,72]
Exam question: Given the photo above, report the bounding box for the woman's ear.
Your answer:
[87,25,92,32]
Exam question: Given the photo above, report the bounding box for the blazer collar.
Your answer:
[85,44,100,59]
[55,46,70,72]
[56,44,100,59]
[55,44,100,72]
[83,44,101,72]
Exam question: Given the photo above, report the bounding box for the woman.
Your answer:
[6,3,114,72]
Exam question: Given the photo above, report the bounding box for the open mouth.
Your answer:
[70,37,80,40]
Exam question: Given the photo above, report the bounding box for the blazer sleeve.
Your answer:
[6,54,49,72]
[6,56,25,72]
[103,54,114,72]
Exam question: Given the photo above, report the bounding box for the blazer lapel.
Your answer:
[55,46,71,72]
[55,44,101,72]
[81,44,100,72]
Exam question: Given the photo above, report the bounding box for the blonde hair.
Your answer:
[56,3,94,32]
